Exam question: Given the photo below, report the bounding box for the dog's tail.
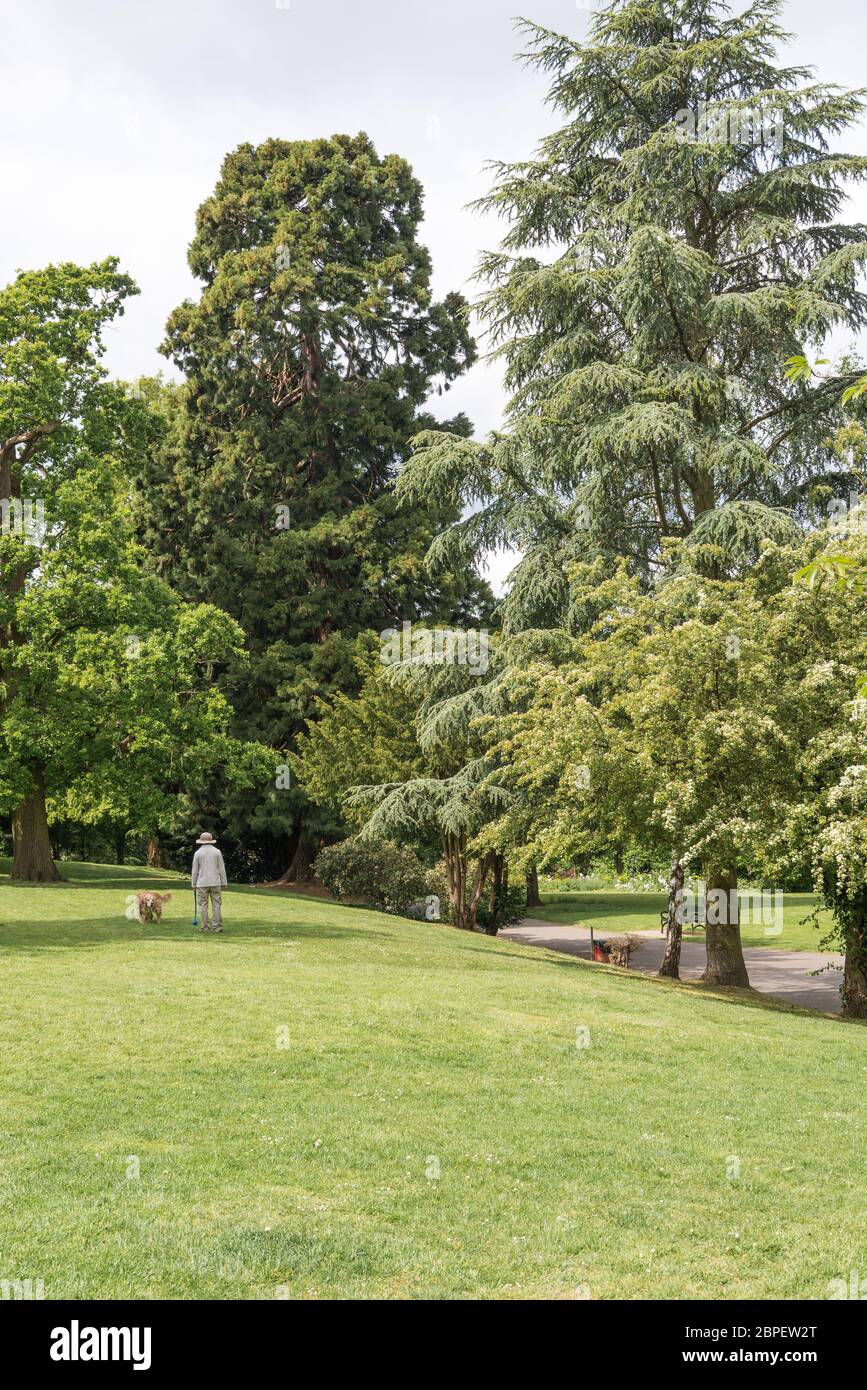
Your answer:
[162,892,173,904]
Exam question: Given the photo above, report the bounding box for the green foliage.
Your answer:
[488,542,850,868]
[472,516,867,1004]
[795,553,865,594]
[842,376,867,405]
[475,882,526,935]
[294,643,426,832]
[313,835,426,913]
[298,633,518,930]
[0,263,263,857]
[792,364,867,609]
[399,0,867,620]
[134,134,489,875]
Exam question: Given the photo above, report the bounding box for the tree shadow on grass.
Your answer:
[0,860,409,952]
[0,915,389,954]
[0,860,333,901]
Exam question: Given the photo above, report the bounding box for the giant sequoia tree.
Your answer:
[137,134,487,879]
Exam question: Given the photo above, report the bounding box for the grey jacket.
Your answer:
[191,844,227,889]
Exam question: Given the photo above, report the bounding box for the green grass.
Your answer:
[532,890,834,951]
[0,860,863,1300]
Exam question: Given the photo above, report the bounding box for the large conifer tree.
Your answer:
[400,0,867,619]
[137,135,489,879]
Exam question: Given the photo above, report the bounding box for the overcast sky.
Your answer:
[5,0,867,587]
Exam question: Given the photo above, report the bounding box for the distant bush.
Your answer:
[314,837,427,914]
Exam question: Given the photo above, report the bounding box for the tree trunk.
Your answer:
[842,903,867,1019]
[146,836,164,869]
[274,836,314,885]
[701,866,750,987]
[488,852,504,912]
[443,832,492,931]
[468,851,494,933]
[115,830,126,865]
[658,859,684,979]
[444,832,469,929]
[525,865,542,909]
[11,775,62,882]
[481,853,508,934]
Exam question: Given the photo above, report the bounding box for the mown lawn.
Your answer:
[0,860,863,1300]
[533,890,834,951]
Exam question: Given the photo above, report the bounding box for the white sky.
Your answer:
[4,0,867,590]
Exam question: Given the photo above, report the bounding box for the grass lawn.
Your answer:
[0,859,863,1300]
[532,890,835,951]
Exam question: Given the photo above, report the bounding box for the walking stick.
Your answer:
[192,887,198,926]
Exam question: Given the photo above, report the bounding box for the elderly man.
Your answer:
[191,831,228,933]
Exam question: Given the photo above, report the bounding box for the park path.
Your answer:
[502,920,845,1014]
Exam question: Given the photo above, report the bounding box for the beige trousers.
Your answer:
[197,887,223,929]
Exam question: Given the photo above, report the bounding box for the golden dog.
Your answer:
[135,890,173,924]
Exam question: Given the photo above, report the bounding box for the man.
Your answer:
[191,831,228,933]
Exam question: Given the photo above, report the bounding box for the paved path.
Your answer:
[502,920,845,1014]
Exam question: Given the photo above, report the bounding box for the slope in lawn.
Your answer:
[0,861,863,1300]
